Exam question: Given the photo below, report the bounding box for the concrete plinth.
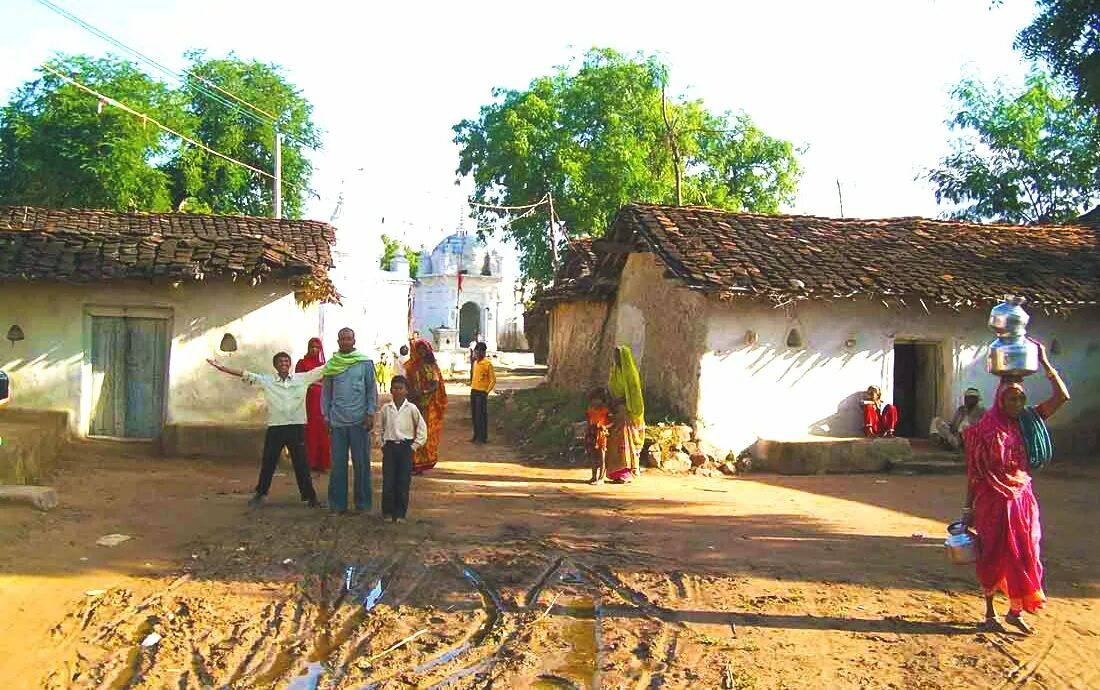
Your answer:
[160,423,265,460]
[0,409,70,484]
[751,436,912,475]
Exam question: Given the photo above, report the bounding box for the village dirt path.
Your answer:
[0,379,1098,689]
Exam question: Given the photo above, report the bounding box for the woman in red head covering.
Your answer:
[295,337,331,472]
[404,337,448,474]
[963,340,1069,634]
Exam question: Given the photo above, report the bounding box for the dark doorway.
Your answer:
[892,342,941,438]
[458,301,480,348]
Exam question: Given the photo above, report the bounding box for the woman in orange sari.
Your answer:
[295,337,331,472]
[963,340,1068,634]
[405,337,448,474]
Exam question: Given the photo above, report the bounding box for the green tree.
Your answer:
[379,234,421,278]
[926,72,1100,224]
[1016,1,1100,110]
[0,52,319,218]
[171,51,320,219]
[0,55,186,211]
[453,48,801,285]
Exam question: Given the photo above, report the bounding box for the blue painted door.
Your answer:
[90,316,168,438]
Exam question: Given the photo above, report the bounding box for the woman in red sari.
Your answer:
[295,337,331,472]
[405,338,448,474]
[963,340,1069,634]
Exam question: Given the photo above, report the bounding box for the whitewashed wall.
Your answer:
[0,277,322,435]
[697,299,1100,455]
[321,267,413,357]
[412,274,500,351]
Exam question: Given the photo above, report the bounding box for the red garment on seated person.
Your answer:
[863,403,898,437]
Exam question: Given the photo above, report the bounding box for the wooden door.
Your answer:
[90,315,168,439]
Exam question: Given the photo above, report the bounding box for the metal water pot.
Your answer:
[944,521,979,565]
[987,297,1039,377]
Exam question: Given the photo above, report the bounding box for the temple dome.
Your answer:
[426,230,499,276]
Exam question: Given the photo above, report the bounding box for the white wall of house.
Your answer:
[696,298,1100,455]
[321,265,413,358]
[0,277,322,436]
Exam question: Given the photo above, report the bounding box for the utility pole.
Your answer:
[273,130,283,219]
[547,190,560,271]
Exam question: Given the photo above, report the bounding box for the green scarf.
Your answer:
[322,349,372,376]
[609,345,645,424]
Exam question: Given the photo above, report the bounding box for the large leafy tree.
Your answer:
[172,51,319,218]
[926,71,1100,224]
[0,55,186,211]
[1016,1,1100,110]
[453,48,801,285]
[0,51,319,218]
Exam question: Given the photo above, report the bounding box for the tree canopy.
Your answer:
[1016,1,1100,111]
[0,52,318,218]
[379,234,421,279]
[453,48,801,285]
[926,71,1099,224]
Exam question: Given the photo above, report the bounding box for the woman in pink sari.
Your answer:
[963,340,1069,634]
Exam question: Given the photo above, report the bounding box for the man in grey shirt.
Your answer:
[322,327,377,513]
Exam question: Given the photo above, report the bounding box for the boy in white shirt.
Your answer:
[380,374,427,523]
[208,353,323,509]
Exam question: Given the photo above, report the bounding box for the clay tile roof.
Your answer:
[610,204,1100,309]
[538,238,616,302]
[0,206,338,302]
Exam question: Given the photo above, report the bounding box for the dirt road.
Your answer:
[1,385,1098,689]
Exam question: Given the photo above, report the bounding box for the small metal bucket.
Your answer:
[944,521,979,565]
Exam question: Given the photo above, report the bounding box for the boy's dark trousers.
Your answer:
[470,390,489,442]
[257,424,317,500]
[382,440,414,518]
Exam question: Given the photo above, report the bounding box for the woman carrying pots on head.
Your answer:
[963,339,1069,634]
[604,345,646,484]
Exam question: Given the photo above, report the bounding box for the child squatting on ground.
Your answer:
[380,375,427,523]
[585,387,612,484]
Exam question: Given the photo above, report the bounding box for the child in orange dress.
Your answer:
[585,387,612,484]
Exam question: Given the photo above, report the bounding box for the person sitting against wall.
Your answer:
[863,385,897,437]
[930,387,986,451]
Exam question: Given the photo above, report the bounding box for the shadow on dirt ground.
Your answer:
[1,384,1098,688]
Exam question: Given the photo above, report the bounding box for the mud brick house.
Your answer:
[0,206,337,454]
[536,203,1100,458]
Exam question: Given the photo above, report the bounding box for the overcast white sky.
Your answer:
[1,0,1040,260]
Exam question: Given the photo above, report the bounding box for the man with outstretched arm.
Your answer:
[207,353,321,509]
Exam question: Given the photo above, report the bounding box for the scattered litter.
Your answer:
[235,547,247,552]
[95,534,132,548]
[144,562,153,567]
[140,632,161,648]
[79,557,89,562]
[85,589,107,597]
[191,554,199,559]
[282,558,294,565]
[707,546,716,550]
[911,533,925,540]
[874,479,889,484]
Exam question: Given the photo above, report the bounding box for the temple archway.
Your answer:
[459,301,480,347]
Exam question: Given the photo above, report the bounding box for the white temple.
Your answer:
[412,230,505,352]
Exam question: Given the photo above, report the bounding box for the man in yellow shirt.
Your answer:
[469,342,496,444]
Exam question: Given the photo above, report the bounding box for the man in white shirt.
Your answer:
[208,353,323,509]
[379,374,427,523]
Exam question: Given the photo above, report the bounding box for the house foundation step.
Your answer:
[889,453,966,474]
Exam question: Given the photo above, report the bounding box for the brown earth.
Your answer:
[1,380,1098,689]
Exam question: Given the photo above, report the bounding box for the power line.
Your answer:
[467,195,549,211]
[40,63,273,179]
[31,0,317,150]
